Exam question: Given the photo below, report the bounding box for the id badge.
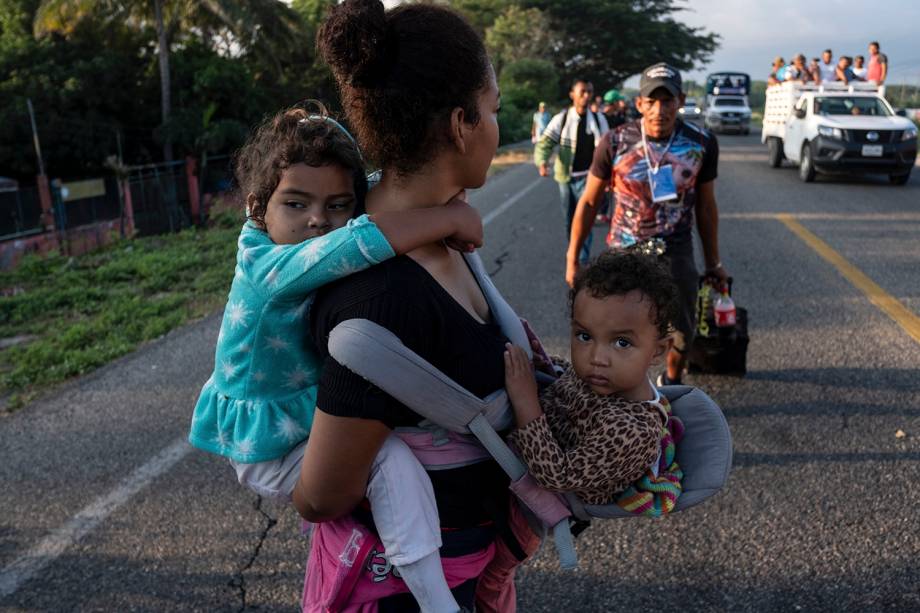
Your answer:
[648,164,678,204]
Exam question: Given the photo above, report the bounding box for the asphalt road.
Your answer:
[2,133,919,612]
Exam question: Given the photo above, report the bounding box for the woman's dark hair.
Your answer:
[569,250,679,339]
[233,104,367,228]
[317,0,490,176]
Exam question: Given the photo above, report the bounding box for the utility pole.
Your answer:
[116,128,124,165]
[27,98,58,245]
[26,98,45,176]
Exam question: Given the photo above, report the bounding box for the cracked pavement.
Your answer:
[228,496,279,612]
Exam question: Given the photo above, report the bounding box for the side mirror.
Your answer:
[794,108,807,119]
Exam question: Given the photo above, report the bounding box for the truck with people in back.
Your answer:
[762,81,917,184]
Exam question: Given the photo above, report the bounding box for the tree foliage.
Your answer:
[0,0,334,181]
[497,58,559,143]
[520,0,719,88]
[0,0,721,179]
[484,5,553,76]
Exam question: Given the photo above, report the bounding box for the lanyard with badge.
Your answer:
[641,123,678,205]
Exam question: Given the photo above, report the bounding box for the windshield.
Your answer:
[683,98,698,107]
[706,73,750,95]
[714,98,745,107]
[814,96,891,117]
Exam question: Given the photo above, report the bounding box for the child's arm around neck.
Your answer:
[369,196,482,256]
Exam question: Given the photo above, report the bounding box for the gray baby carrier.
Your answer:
[328,252,732,569]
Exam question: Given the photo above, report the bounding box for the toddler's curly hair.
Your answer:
[570,250,679,339]
[233,103,367,228]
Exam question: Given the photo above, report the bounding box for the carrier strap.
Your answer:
[329,318,577,569]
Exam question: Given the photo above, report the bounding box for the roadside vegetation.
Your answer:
[488,144,534,177]
[0,207,241,411]
[0,145,537,411]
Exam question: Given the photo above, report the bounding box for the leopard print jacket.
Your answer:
[508,361,665,505]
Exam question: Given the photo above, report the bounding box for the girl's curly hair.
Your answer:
[233,103,367,228]
[570,250,680,339]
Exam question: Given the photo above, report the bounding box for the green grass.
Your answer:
[0,151,536,411]
[0,208,242,411]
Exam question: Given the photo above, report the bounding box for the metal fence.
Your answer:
[127,160,192,236]
[199,154,234,196]
[54,176,122,231]
[0,187,44,240]
[1,155,227,246]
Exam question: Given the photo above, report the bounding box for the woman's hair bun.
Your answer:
[317,0,388,87]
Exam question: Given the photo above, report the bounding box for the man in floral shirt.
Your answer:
[566,63,730,386]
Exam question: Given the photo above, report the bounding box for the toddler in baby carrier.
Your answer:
[318,251,732,609]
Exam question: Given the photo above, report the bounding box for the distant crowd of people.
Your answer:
[531,89,638,144]
[769,41,889,87]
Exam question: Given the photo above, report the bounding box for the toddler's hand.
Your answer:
[504,343,540,421]
[520,318,555,376]
[445,197,483,252]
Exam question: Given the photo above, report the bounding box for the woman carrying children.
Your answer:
[187,100,488,611]
[292,1,539,611]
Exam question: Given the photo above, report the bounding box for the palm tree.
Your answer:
[34,0,307,162]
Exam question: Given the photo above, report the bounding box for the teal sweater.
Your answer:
[188,215,395,462]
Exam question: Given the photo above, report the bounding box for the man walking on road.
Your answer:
[535,79,609,265]
[565,63,729,386]
[532,101,551,143]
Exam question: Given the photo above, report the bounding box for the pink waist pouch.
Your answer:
[302,514,495,613]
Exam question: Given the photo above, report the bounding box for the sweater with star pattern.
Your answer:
[188,216,395,463]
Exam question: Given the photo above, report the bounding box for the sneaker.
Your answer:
[656,372,681,387]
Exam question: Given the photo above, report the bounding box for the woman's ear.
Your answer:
[449,106,467,155]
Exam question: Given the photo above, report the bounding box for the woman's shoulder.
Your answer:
[311,256,438,344]
[314,256,422,313]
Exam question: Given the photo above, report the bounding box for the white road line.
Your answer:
[0,168,547,600]
[0,438,192,598]
[482,178,544,226]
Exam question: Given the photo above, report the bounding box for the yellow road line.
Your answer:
[722,212,920,221]
[776,214,920,345]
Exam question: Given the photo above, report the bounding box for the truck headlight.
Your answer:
[817,125,844,140]
[902,126,918,141]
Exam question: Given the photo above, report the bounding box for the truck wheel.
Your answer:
[767,137,784,168]
[889,171,911,185]
[799,143,816,182]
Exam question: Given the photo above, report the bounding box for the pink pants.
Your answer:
[475,499,544,613]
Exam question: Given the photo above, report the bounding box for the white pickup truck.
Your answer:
[761,82,917,184]
[704,95,752,134]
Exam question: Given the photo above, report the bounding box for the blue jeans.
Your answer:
[559,175,593,265]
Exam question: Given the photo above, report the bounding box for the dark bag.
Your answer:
[688,277,748,376]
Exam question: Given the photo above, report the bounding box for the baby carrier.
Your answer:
[327,252,733,565]
[306,253,732,611]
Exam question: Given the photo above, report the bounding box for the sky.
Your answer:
[669,0,920,86]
